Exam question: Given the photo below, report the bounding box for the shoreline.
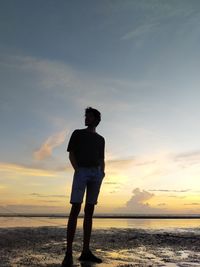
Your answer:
[1,214,200,219]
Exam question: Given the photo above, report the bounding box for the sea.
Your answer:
[0,215,200,233]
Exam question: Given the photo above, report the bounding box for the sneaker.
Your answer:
[79,250,102,263]
[61,252,73,267]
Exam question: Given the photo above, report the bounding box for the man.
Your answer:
[62,107,105,266]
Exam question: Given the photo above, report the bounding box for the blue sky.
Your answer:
[0,1,200,214]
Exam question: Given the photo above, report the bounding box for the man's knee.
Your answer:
[70,203,81,217]
[84,203,95,217]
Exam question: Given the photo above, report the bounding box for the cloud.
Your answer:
[107,156,157,169]
[121,22,159,40]
[108,149,200,172]
[173,150,200,166]
[38,200,63,203]
[34,129,67,160]
[120,1,195,42]
[184,203,200,206]
[157,203,166,206]
[109,191,117,194]
[105,150,200,199]
[0,204,67,214]
[30,193,67,198]
[0,162,57,177]
[0,55,77,91]
[117,188,165,214]
[126,188,154,208]
[168,195,186,199]
[104,182,119,185]
[149,189,190,193]
[1,54,156,114]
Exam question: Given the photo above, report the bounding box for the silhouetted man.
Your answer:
[62,107,105,266]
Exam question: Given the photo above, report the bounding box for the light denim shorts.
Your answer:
[70,167,104,205]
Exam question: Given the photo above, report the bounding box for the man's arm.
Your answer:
[99,137,105,175]
[69,151,78,171]
[99,158,105,173]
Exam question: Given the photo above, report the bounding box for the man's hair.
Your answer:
[85,107,101,126]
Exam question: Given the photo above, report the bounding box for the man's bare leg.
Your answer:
[62,203,81,266]
[66,203,81,253]
[79,203,102,263]
[83,203,94,252]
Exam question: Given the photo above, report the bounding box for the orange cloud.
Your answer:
[0,162,57,177]
[34,129,67,160]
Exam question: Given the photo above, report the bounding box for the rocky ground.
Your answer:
[0,227,200,267]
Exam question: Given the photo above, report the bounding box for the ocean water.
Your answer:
[0,216,199,232]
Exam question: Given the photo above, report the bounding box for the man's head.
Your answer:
[85,107,101,127]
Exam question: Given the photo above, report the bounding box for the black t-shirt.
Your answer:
[67,129,105,167]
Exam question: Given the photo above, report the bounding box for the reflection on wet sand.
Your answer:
[0,226,199,266]
[1,216,200,230]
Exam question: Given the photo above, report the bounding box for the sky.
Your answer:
[0,0,200,215]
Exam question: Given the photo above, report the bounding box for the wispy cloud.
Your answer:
[0,204,67,214]
[104,182,119,185]
[121,22,159,41]
[173,150,200,166]
[168,195,186,199]
[0,55,78,91]
[34,129,67,160]
[30,193,67,198]
[1,54,155,114]
[184,203,200,206]
[107,156,157,168]
[149,189,190,193]
[0,162,57,177]
[157,203,166,206]
[120,1,196,44]
[38,200,63,203]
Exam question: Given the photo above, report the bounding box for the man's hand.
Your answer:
[99,159,105,176]
[69,151,78,171]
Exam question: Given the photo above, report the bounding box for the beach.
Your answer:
[0,219,200,267]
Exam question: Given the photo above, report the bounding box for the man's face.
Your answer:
[85,112,96,127]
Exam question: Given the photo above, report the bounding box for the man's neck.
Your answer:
[85,126,96,133]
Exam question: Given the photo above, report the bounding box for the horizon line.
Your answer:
[0,213,200,219]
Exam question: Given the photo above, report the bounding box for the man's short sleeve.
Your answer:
[67,130,77,152]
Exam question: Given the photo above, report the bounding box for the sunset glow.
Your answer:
[1,1,200,215]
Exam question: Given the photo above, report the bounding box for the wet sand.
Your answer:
[0,227,200,267]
